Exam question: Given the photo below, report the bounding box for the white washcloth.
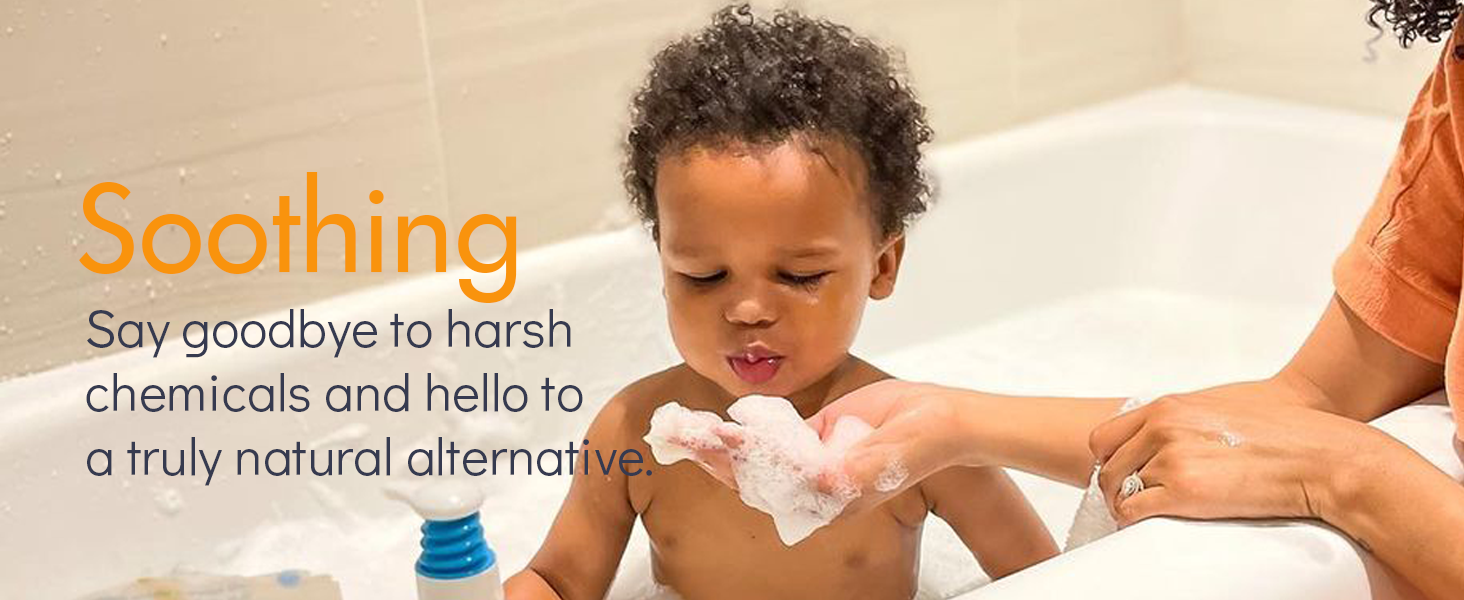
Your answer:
[1064,394,1160,551]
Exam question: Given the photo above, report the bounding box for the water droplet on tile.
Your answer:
[53,170,62,183]
[178,166,188,182]
[159,33,168,47]
[154,488,185,516]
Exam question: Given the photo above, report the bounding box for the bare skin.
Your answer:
[505,139,1057,600]
[764,295,1464,599]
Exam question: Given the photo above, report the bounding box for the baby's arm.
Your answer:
[506,395,640,600]
[921,466,1058,579]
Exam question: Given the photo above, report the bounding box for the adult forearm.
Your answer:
[1323,434,1464,600]
[942,388,1124,487]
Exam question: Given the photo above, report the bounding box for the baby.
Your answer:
[505,6,1057,599]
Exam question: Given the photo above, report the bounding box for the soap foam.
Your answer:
[645,395,875,545]
[874,458,908,493]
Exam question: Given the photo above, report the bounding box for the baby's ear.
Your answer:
[869,235,906,300]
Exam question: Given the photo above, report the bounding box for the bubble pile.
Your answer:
[644,395,874,545]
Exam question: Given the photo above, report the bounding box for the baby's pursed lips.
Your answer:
[731,342,781,362]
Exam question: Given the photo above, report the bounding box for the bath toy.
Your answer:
[399,480,503,600]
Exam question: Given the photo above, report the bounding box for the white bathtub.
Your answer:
[3,85,1459,599]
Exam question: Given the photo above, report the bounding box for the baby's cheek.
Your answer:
[797,295,863,355]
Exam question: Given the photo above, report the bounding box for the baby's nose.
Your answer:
[725,290,776,327]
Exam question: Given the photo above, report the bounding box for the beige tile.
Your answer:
[0,0,447,379]
[1014,0,1186,119]
[422,0,1033,258]
[792,0,1024,141]
[422,0,728,255]
[1184,0,1440,116]
[2,0,1192,379]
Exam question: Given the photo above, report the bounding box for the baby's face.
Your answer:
[654,139,902,399]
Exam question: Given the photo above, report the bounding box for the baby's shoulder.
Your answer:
[592,364,704,436]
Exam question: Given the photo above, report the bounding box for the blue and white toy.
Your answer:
[406,481,504,600]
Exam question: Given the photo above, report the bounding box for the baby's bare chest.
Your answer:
[634,463,926,600]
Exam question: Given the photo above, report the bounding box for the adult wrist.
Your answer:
[927,384,992,468]
[1311,423,1404,526]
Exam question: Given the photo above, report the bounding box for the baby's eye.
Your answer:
[779,271,831,288]
[681,270,727,286]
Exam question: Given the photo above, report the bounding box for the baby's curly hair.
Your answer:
[624,4,933,241]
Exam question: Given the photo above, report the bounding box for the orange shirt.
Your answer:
[1333,31,1464,437]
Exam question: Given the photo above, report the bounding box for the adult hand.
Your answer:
[804,379,973,514]
[1089,388,1399,528]
[681,379,969,513]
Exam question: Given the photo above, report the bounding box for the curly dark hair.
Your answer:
[624,4,933,241]
[1368,0,1462,46]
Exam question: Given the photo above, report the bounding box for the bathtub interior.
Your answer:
[0,86,1407,599]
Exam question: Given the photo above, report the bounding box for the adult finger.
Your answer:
[817,447,900,517]
[1112,483,1177,527]
[1097,425,1162,512]
[1088,401,1155,463]
[689,445,739,490]
[806,379,907,438]
[712,422,745,449]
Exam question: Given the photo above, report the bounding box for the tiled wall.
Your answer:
[2,1,1438,379]
[0,0,1185,379]
[0,1,449,378]
[1184,0,1442,116]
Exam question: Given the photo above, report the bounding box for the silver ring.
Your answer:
[1119,472,1145,500]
